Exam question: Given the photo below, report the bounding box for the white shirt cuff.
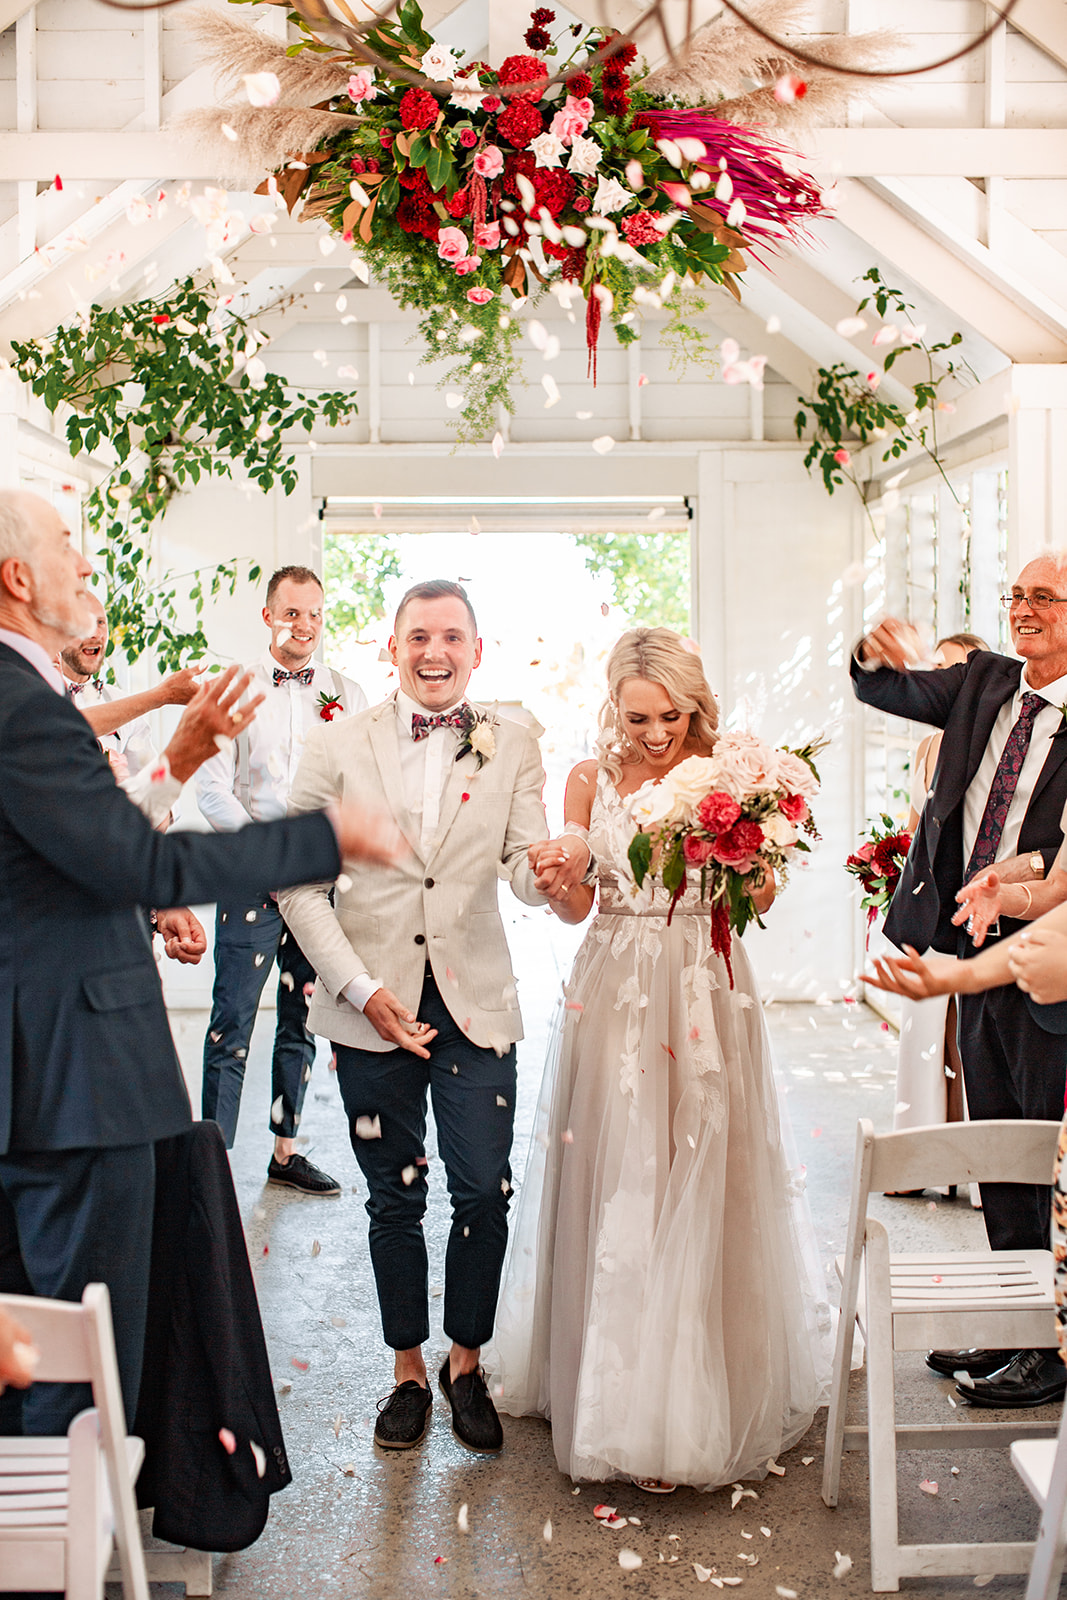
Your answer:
[342,973,384,1012]
[123,760,181,828]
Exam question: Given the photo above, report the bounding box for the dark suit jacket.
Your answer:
[134,1121,289,1552]
[851,649,1067,955]
[0,642,340,1153]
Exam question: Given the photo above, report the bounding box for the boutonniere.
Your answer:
[456,707,497,768]
[317,690,343,722]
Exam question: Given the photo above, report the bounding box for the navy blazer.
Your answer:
[0,642,340,1154]
[851,649,1067,955]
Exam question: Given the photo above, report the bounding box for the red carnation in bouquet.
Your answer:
[696,790,742,833]
[399,87,439,131]
[496,96,543,146]
[497,54,548,91]
[845,814,912,936]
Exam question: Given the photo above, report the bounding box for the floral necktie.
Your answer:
[965,691,1045,879]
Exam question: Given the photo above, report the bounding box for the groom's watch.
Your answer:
[1030,850,1045,880]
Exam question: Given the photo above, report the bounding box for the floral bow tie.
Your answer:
[273,666,313,687]
[66,680,86,698]
[410,705,473,742]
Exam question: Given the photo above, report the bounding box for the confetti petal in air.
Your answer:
[836,316,867,338]
[774,73,808,102]
[401,1164,418,1186]
[243,71,281,107]
[270,1096,284,1124]
[542,374,561,408]
[355,1114,382,1140]
[872,324,899,346]
[765,314,781,334]
[250,1440,266,1478]
[492,432,505,459]
[218,1428,236,1454]
[592,435,616,455]
[457,1503,470,1533]
[618,1550,642,1571]
[310,1239,321,1257]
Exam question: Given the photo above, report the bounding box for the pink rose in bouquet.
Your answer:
[437,226,468,263]
[474,220,502,250]
[455,254,482,275]
[775,748,820,797]
[683,835,716,866]
[778,792,809,823]
[473,145,504,179]
[713,730,778,795]
[696,789,741,833]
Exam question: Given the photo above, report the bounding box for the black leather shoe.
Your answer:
[438,1357,503,1454]
[267,1152,341,1196]
[374,1381,433,1449]
[925,1347,1020,1378]
[956,1348,1067,1409]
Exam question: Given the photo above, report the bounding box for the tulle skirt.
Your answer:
[487,906,833,1489]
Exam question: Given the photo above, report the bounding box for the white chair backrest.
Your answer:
[865,1118,1063,1195]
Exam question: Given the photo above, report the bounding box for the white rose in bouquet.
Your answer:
[775,748,820,798]
[630,755,719,826]
[761,811,798,848]
[710,731,778,797]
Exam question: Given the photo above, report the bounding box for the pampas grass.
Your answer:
[182,5,353,103]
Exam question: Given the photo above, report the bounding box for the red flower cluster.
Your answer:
[567,70,593,97]
[600,32,634,116]
[399,87,439,131]
[696,790,741,833]
[446,187,470,218]
[778,793,808,823]
[497,54,548,91]
[503,152,575,216]
[396,166,443,239]
[621,209,664,246]
[713,819,765,869]
[497,96,543,146]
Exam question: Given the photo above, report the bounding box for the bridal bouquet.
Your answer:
[845,814,912,933]
[626,731,824,985]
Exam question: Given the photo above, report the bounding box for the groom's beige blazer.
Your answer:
[277,693,549,1053]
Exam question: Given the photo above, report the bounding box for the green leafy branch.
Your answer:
[794,266,974,530]
[10,276,360,675]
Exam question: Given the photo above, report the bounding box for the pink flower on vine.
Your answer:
[473,145,504,180]
[437,226,468,263]
[455,254,482,275]
[467,286,494,304]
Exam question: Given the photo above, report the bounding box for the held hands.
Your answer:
[363,987,438,1057]
[163,666,265,784]
[1007,927,1067,1006]
[529,835,591,902]
[156,906,208,964]
[953,870,1003,948]
[860,618,928,672]
[865,945,963,1000]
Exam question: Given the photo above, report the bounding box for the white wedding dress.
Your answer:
[487,770,833,1489]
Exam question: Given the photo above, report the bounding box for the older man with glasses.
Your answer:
[851,550,1067,1409]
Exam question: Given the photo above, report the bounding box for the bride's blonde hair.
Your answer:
[596,627,720,782]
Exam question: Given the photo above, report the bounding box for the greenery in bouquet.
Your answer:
[199,0,839,439]
[845,813,912,929]
[626,732,825,985]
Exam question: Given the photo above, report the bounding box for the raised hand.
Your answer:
[161,662,207,705]
[363,986,438,1057]
[1007,926,1067,1005]
[156,906,208,964]
[953,869,1003,947]
[163,666,265,783]
[865,945,963,999]
[859,618,927,672]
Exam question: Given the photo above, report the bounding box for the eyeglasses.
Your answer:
[1001,592,1067,611]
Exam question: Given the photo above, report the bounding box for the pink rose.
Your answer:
[683,835,715,866]
[437,226,468,263]
[459,128,478,148]
[778,793,808,823]
[473,145,504,179]
[549,95,593,144]
[833,447,851,467]
[347,69,377,104]
[711,731,778,797]
[696,790,742,833]
[454,254,482,275]
[467,286,494,304]
[474,220,501,250]
[775,749,820,797]
[482,95,503,113]
[855,840,876,862]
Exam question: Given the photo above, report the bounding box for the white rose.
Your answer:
[592,176,635,216]
[710,731,778,797]
[761,811,798,847]
[469,721,496,762]
[630,755,718,827]
[449,79,482,112]
[567,135,603,178]
[421,43,460,81]
[528,132,565,169]
[775,748,820,797]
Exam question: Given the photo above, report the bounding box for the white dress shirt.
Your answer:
[342,689,469,1014]
[196,649,367,830]
[962,667,1067,865]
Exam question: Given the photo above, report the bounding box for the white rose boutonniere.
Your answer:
[457,708,497,769]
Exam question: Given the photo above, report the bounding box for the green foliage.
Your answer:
[794,266,973,528]
[324,534,404,653]
[570,527,690,633]
[10,277,360,675]
[628,828,652,887]
[658,293,721,380]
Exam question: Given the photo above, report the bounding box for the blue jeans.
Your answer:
[201,900,317,1149]
[334,970,517,1352]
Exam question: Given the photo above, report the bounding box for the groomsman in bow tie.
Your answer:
[852,550,1067,1408]
[280,579,590,1455]
[196,566,366,1193]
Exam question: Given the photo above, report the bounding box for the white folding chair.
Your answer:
[1012,1395,1067,1600]
[0,1283,148,1600]
[822,1117,1062,1592]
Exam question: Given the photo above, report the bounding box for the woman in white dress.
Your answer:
[489,629,832,1493]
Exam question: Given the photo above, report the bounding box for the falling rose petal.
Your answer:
[836,316,868,338]
[401,1165,418,1186]
[218,1427,237,1454]
[310,1239,321,1257]
[833,448,851,467]
[594,1504,618,1520]
[833,1551,853,1579]
[355,1114,382,1140]
[495,1095,508,1107]
[445,393,464,409]
[492,432,505,459]
[625,159,644,190]
[765,314,781,334]
[561,1128,575,1144]
[661,180,691,207]
[434,1556,448,1565]
[618,1550,642,1571]
[873,324,899,346]
[592,435,615,455]
[221,123,238,142]
[774,73,807,102]
[270,1096,284,1124]
[694,1565,713,1583]
[542,373,561,408]
[919,1479,939,1495]
[457,1503,470,1533]
[543,1519,553,1542]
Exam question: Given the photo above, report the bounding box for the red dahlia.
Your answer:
[525,28,551,50]
[566,71,593,97]
[621,209,663,246]
[530,7,555,23]
[602,87,631,116]
[604,31,638,67]
[497,53,548,90]
[503,153,575,216]
[496,97,544,146]
[399,87,439,131]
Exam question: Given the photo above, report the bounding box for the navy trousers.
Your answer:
[0,1144,155,1435]
[334,970,516,1352]
[201,899,317,1148]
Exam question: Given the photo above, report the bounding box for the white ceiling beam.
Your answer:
[833,179,1067,363]
[1007,0,1067,73]
[3,126,1067,183]
[0,0,34,30]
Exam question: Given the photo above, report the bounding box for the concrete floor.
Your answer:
[132,907,1065,1599]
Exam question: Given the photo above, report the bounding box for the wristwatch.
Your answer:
[1030,850,1045,879]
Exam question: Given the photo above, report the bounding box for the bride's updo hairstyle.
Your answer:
[596,627,719,781]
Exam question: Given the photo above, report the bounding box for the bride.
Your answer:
[487,627,832,1492]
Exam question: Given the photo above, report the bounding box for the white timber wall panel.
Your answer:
[695,446,861,998]
[0,30,14,129]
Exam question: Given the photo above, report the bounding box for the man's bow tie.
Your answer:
[66,680,86,698]
[411,705,473,742]
[273,666,313,687]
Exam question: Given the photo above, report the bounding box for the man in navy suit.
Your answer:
[0,489,400,1435]
[852,550,1067,1407]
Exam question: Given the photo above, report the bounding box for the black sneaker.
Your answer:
[267,1152,341,1196]
[374,1381,433,1449]
[438,1357,503,1454]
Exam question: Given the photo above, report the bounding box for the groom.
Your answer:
[280,580,588,1454]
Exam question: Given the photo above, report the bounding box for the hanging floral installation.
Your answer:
[181,1,891,439]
